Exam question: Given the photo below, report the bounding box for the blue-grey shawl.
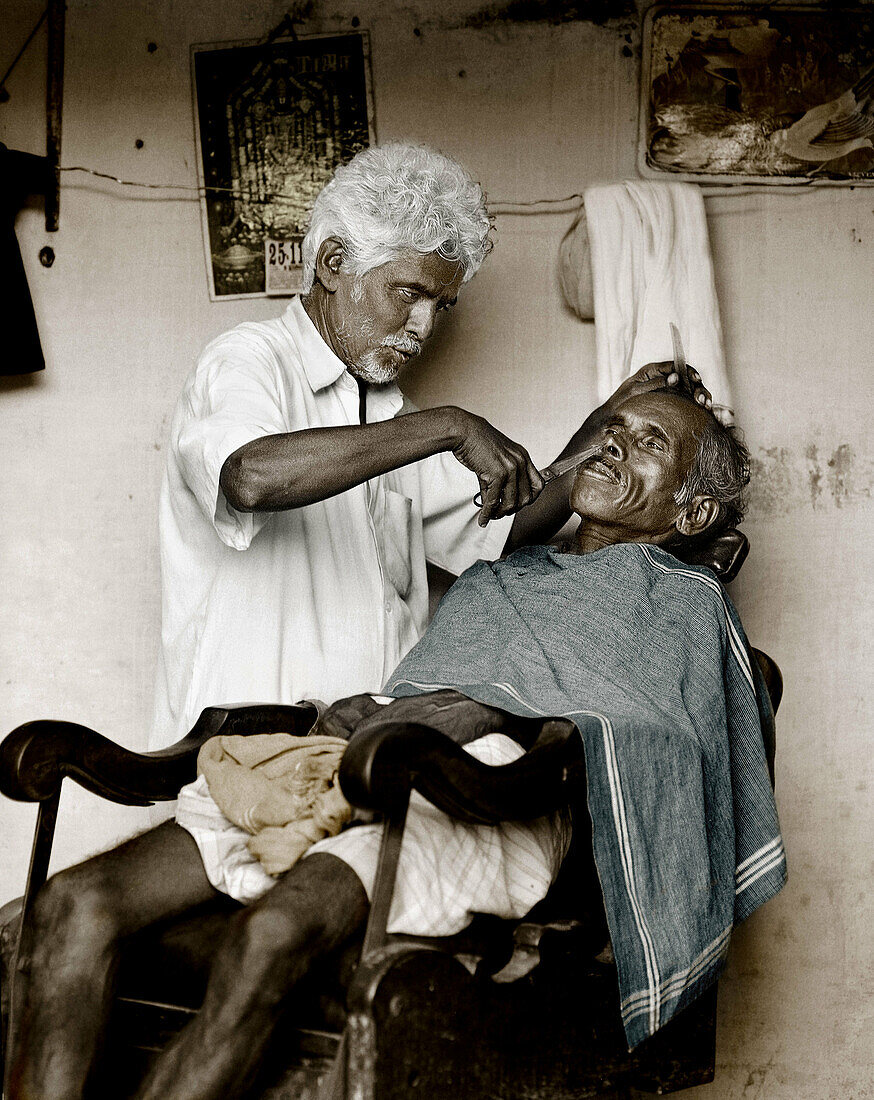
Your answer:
[384,542,786,1048]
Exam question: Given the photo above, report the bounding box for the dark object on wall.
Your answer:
[0,144,53,375]
[639,5,874,183]
[192,30,375,300]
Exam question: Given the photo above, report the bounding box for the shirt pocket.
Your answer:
[376,487,414,599]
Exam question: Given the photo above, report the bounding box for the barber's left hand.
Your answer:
[313,690,485,744]
[347,690,488,743]
[348,690,543,747]
[313,693,386,741]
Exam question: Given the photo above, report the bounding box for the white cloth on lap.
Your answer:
[176,733,571,935]
[176,773,276,904]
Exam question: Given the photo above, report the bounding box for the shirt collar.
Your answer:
[280,297,404,420]
[281,296,347,393]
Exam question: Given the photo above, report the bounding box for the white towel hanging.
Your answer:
[577,180,734,424]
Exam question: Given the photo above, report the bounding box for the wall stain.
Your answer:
[805,444,823,507]
[827,443,854,508]
[740,1054,776,1099]
[749,443,871,515]
[748,447,792,514]
[315,0,637,35]
[459,0,635,30]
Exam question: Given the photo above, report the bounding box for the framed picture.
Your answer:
[639,6,874,184]
[192,31,375,300]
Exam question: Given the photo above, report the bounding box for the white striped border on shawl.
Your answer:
[735,836,786,896]
[619,923,732,1025]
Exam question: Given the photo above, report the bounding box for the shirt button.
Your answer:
[385,602,393,614]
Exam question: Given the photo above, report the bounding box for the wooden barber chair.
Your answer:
[0,531,781,1100]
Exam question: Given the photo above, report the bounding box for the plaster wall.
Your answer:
[0,2,871,1096]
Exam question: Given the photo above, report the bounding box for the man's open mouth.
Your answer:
[581,456,620,483]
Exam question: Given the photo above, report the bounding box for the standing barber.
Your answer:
[151,142,708,752]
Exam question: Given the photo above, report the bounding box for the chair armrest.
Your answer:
[751,649,783,716]
[339,719,584,825]
[750,649,781,788]
[0,702,318,806]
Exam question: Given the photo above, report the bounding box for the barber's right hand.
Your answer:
[447,408,544,525]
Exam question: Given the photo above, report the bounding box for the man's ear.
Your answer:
[675,496,720,539]
[314,238,345,293]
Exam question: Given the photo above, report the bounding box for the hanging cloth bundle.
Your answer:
[0,143,52,374]
[559,180,734,424]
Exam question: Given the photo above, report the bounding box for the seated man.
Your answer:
[9,388,786,1100]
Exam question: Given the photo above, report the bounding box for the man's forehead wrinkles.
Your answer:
[388,251,463,289]
[644,421,671,441]
[608,411,672,436]
[612,396,701,443]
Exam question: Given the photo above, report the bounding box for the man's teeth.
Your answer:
[585,459,617,482]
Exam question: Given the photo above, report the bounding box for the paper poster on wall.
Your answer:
[192,31,375,300]
[639,6,874,184]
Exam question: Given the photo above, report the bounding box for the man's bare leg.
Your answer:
[137,853,368,1100]
[9,821,219,1100]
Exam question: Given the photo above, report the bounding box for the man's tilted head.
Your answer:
[300,143,492,384]
[568,390,750,554]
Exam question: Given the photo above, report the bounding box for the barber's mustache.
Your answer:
[382,334,422,356]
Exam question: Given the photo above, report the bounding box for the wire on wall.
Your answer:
[51,163,854,216]
[55,164,590,212]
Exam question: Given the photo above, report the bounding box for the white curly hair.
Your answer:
[300,143,493,292]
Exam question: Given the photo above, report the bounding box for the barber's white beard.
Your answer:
[349,335,423,386]
[334,308,422,384]
[351,353,401,386]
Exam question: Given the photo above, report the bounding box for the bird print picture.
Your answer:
[639,7,874,182]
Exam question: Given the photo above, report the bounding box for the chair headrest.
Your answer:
[675,528,749,583]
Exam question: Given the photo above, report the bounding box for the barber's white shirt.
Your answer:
[150,297,511,752]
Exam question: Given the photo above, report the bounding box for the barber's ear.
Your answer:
[675,496,720,539]
[314,238,345,292]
